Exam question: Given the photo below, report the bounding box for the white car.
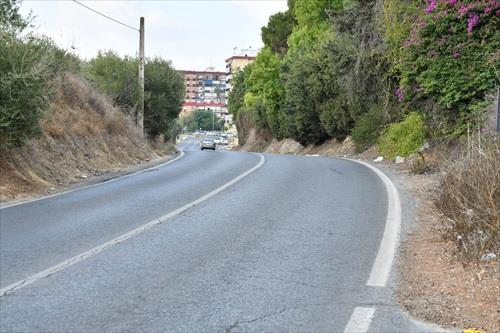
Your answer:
[213,137,223,144]
[220,137,229,145]
[200,138,216,150]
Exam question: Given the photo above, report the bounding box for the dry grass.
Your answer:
[436,136,499,259]
[397,173,499,332]
[0,73,163,201]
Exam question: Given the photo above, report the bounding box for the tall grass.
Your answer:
[437,136,499,259]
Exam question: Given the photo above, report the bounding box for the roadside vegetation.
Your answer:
[0,0,184,199]
[179,109,225,133]
[229,0,499,261]
[437,137,499,259]
[1,0,185,150]
[85,52,184,142]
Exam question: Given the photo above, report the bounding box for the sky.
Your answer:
[19,0,288,71]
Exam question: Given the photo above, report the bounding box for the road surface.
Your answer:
[0,137,437,332]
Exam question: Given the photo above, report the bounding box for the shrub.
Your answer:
[85,50,139,112]
[0,1,78,148]
[398,0,500,135]
[436,137,499,259]
[351,105,387,152]
[378,112,425,159]
[144,57,185,140]
[0,33,63,148]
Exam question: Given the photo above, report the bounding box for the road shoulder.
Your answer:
[395,172,499,332]
[0,150,181,208]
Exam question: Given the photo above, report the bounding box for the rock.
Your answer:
[395,156,405,164]
[81,175,87,179]
[419,142,430,152]
[480,253,496,261]
[373,156,384,162]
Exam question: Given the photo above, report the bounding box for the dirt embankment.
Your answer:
[0,74,174,203]
[237,128,372,158]
[236,132,498,332]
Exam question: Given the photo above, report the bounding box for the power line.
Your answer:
[71,0,139,32]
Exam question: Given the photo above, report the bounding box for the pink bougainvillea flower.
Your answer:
[425,0,437,13]
[453,51,461,58]
[449,0,457,5]
[467,14,479,34]
[458,3,476,16]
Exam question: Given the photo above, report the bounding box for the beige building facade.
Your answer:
[225,48,257,92]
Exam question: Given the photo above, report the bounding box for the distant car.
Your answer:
[220,137,229,145]
[200,138,216,150]
[213,137,223,144]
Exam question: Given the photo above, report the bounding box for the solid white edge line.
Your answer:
[344,158,402,287]
[0,151,186,210]
[344,307,376,333]
[0,153,265,296]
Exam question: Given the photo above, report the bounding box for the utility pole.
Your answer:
[212,108,215,132]
[138,17,145,133]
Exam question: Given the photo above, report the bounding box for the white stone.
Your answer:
[480,253,496,261]
[373,156,384,162]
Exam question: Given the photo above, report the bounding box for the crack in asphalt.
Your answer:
[224,307,291,332]
[223,302,353,332]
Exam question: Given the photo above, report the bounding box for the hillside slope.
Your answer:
[0,74,171,202]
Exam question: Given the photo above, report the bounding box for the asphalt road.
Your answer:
[0,137,438,332]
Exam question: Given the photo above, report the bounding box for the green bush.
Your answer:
[1,1,79,148]
[85,50,139,112]
[378,112,425,160]
[399,1,500,135]
[86,53,185,140]
[351,105,387,152]
[1,32,74,148]
[144,57,184,140]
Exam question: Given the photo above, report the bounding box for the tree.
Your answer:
[261,10,296,56]
[181,110,224,132]
[287,0,345,55]
[86,53,185,140]
[144,57,185,139]
[228,64,253,118]
[284,51,328,144]
[0,0,29,32]
[86,50,139,112]
[247,47,287,138]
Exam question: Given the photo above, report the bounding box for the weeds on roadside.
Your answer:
[436,136,499,260]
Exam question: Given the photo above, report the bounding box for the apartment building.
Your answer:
[180,68,229,123]
[225,47,257,92]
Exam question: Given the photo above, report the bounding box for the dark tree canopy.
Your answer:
[261,10,296,56]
